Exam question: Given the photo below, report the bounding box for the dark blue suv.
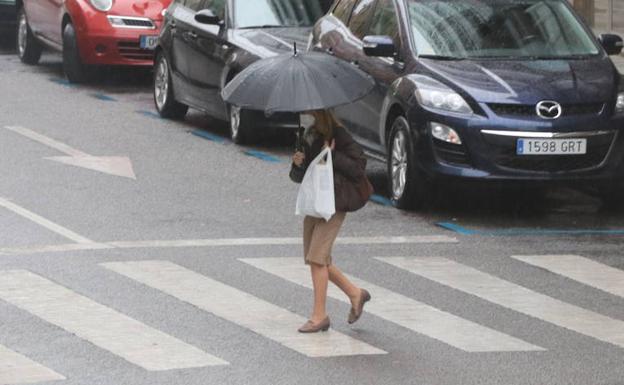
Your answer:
[311,0,624,209]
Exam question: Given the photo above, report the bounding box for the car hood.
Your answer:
[421,56,618,104]
[109,0,170,21]
[230,27,312,59]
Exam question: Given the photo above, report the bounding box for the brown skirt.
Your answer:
[303,212,346,266]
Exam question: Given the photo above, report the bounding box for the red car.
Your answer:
[17,0,170,82]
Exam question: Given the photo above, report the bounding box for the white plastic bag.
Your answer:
[295,147,336,221]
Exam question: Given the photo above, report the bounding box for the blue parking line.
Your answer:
[136,110,162,119]
[244,150,282,163]
[49,77,76,88]
[191,130,226,143]
[91,93,117,102]
[369,194,394,206]
[437,221,624,236]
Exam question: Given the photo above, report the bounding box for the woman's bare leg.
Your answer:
[328,264,361,305]
[310,263,329,322]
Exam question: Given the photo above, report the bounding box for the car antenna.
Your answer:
[294,42,298,56]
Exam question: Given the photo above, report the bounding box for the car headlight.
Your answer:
[89,0,113,12]
[616,92,624,114]
[411,75,473,115]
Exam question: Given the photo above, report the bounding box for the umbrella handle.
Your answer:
[296,114,304,152]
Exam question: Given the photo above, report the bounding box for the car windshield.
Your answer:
[408,0,600,59]
[234,0,323,29]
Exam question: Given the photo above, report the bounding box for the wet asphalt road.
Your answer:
[1,35,624,385]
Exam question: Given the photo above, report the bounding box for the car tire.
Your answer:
[229,104,256,144]
[154,52,188,120]
[387,115,432,209]
[16,8,42,65]
[62,23,89,83]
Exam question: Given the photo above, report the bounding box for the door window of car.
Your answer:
[333,0,357,24]
[233,0,323,28]
[348,0,377,39]
[184,0,206,11]
[367,0,400,48]
[204,0,226,19]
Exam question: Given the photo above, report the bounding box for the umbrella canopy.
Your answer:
[221,48,375,114]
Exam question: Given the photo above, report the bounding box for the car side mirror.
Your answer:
[599,34,623,56]
[195,9,222,25]
[363,35,396,58]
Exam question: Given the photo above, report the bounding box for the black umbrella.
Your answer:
[221,44,375,148]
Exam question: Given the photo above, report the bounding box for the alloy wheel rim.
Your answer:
[154,58,169,110]
[230,106,241,139]
[391,128,408,199]
[18,14,27,57]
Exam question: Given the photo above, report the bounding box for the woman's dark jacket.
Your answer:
[290,126,367,212]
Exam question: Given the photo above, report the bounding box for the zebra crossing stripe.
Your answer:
[0,270,228,371]
[101,261,386,358]
[511,255,624,299]
[239,258,544,352]
[379,257,624,349]
[0,344,65,384]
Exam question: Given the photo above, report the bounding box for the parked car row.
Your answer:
[4,0,624,210]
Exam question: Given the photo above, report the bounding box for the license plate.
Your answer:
[139,35,158,50]
[516,138,587,155]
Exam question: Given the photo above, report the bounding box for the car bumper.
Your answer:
[409,104,624,184]
[74,14,162,66]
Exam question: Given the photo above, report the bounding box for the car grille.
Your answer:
[117,41,153,61]
[107,16,155,29]
[483,131,615,172]
[488,103,604,117]
[432,138,472,167]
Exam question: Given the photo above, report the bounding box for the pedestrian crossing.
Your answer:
[0,344,64,385]
[1,254,624,383]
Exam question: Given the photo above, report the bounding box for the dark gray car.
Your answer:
[154,0,324,144]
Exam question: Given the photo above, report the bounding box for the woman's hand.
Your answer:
[324,139,336,150]
[292,151,305,167]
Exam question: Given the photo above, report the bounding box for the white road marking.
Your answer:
[0,270,227,370]
[5,125,87,157]
[379,257,624,349]
[0,197,96,245]
[0,344,65,385]
[0,235,457,256]
[512,255,624,298]
[239,258,544,352]
[107,235,457,249]
[4,126,136,179]
[102,260,386,358]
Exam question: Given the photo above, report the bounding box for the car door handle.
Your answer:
[350,60,359,67]
[326,47,334,56]
[184,31,198,40]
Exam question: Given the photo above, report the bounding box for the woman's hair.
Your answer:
[309,110,342,141]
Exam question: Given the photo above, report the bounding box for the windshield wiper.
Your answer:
[524,54,596,60]
[418,54,466,61]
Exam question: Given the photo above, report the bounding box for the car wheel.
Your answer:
[62,23,89,83]
[16,8,42,65]
[154,52,188,120]
[387,115,432,209]
[229,104,256,144]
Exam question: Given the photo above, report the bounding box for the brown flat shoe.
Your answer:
[298,316,330,333]
[348,289,371,324]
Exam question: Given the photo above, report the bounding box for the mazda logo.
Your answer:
[536,101,562,119]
